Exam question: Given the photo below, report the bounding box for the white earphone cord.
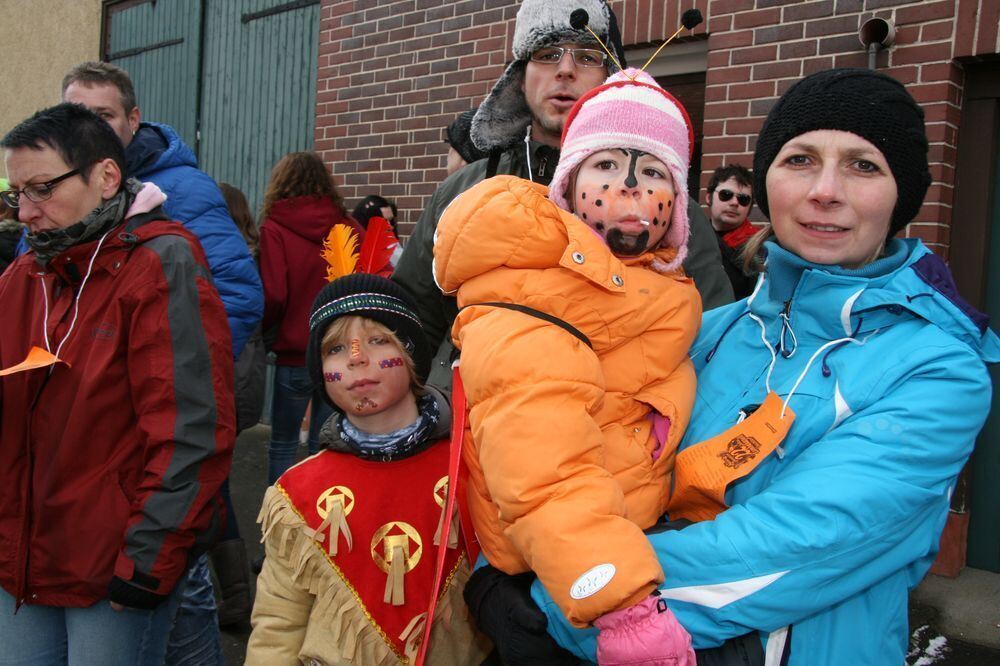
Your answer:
[524,125,534,182]
[40,229,114,362]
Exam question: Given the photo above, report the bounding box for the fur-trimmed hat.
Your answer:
[307,273,432,409]
[470,0,626,152]
[548,68,695,272]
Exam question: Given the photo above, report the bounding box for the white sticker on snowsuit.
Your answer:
[570,563,617,600]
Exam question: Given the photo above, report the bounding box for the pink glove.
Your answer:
[594,595,696,666]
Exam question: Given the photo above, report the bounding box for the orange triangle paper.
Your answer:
[0,346,69,376]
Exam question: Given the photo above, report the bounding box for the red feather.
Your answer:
[356,216,398,274]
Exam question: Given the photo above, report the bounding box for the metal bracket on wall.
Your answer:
[242,0,319,24]
[107,37,184,61]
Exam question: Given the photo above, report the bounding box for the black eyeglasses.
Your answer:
[530,46,607,68]
[0,168,83,208]
[716,189,752,207]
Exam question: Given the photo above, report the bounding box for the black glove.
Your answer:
[464,565,579,666]
[108,576,167,610]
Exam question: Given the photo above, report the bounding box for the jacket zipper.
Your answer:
[16,269,67,610]
[17,370,52,610]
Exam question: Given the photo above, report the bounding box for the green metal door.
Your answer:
[105,0,202,149]
[104,0,319,211]
[199,0,320,211]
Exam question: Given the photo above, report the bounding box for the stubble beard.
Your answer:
[532,111,564,146]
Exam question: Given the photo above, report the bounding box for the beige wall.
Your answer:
[0,0,103,176]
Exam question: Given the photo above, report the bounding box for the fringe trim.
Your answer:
[259,485,473,665]
[260,485,401,662]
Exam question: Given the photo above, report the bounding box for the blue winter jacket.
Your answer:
[534,239,999,665]
[126,122,262,357]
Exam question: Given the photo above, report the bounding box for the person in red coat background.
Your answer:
[258,151,364,484]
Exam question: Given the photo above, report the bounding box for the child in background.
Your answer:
[433,69,701,665]
[247,274,491,665]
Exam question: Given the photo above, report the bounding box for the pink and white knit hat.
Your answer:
[548,68,694,270]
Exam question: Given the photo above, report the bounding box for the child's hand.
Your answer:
[594,594,695,666]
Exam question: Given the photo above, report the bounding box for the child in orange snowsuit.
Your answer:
[433,69,702,664]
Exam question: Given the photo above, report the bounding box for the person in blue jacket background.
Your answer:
[464,68,1000,666]
[61,61,262,358]
[60,61,263,665]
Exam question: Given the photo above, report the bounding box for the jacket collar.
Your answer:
[748,239,1000,361]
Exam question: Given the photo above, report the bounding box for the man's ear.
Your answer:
[127,106,141,136]
[705,190,713,206]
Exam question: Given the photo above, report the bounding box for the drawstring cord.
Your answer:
[40,229,113,362]
[523,125,533,182]
[779,329,878,420]
[822,318,864,377]
[745,273,779,394]
[705,311,750,363]
[778,309,798,358]
[707,270,765,364]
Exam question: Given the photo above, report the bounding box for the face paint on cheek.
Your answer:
[355,397,378,411]
[378,357,404,369]
[576,185,605,225]
[350,339,361,359]
[324,371,342,382]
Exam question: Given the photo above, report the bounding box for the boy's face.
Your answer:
[322,318,412,421]
[572,149,675,256]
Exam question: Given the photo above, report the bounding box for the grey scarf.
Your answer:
[25,178,142,265]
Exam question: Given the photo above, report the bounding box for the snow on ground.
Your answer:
[909,624,951,665]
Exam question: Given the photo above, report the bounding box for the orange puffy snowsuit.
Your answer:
[433,175,702,627]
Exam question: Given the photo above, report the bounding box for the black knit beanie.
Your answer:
[753,68,931,238]
[307,274,432,409]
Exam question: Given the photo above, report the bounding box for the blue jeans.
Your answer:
[0,581,183,666]
[164,554,224,665]
[268,364,333,484]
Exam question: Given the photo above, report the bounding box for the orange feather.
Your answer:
[321,224,359,282]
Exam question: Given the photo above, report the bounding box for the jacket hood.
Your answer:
[266,195,351,244]
[434,175,678,297]
[125,122,196,179]
[753,239,1000,364]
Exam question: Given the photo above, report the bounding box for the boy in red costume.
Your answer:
[247,273,490,665]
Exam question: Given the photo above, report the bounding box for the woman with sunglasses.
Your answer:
[467,68,999,666]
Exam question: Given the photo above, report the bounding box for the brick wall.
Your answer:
[703,0,1000,257]
[317,0,516,237]
[317,0,1000,253]
[316,0,708,237]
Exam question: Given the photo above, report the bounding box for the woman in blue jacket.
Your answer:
[466,69,1000,666]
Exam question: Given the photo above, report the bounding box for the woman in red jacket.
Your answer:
[259,151,364,484]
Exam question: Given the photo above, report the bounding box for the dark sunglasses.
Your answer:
[716,189,752,207]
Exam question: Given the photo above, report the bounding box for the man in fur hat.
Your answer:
[394,0,733,388]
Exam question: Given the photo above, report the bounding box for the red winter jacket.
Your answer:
[259,195,363,366]
[0,203,235,608]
